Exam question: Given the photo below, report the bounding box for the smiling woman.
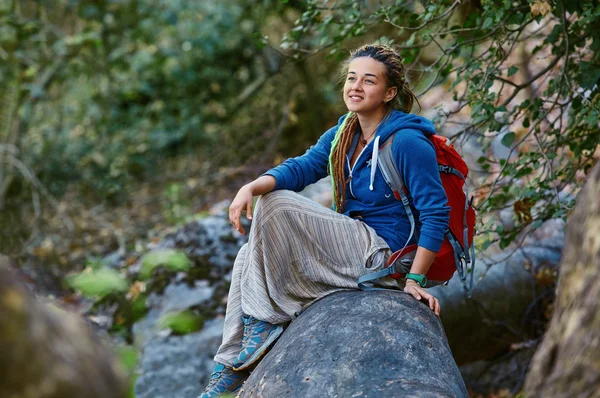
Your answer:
[198,43,450,398]
[343,57,397,118]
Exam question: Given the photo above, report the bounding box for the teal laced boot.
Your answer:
[198,363,248,398]
[232,315,284,371]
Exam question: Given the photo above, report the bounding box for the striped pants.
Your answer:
[214,190,401,367]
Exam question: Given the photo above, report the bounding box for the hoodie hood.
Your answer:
[366,110,436,142]
[337,110,436,192]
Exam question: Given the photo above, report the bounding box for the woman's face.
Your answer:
[343,57,397,117]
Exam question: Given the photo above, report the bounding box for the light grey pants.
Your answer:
[214,190,401,367]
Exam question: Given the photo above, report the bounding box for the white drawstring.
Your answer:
[369,136,380,191]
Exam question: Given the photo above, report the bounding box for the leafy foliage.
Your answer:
[3,0,599,310]
[271,0,599,248]
[1,0,303,205]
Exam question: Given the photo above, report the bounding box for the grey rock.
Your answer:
[298,176,332,207]
[129,215,247,278]
[460,347,536,395]
[132,215,243,398]
[133,280,215,347]
[134,319,224,398]
[240,290,468,398]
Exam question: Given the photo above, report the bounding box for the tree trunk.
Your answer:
[240,290,468,398]
[524,163,600,397]
[0,257,128,398]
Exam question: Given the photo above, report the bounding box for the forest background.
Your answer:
[0,0,598,396]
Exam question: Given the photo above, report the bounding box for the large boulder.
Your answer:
[240,290,468,398]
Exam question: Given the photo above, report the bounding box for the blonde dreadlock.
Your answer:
[330,43,420,213]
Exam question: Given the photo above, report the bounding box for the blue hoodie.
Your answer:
[264,110,450,253]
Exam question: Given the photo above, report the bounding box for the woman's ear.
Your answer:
[385,86,398,103]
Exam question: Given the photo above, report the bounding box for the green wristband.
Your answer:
[406,273,428,288]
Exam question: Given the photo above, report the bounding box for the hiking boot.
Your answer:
[232,315,284,371]
[198,363,249,398]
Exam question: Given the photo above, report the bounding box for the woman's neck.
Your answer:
[356,108,387,138]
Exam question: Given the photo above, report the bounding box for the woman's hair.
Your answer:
[330,43,420,213]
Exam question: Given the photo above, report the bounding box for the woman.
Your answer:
[199,43,450,398]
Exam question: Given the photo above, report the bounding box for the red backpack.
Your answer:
[358,133,476,296]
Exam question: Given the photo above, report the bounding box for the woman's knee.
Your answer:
[257,190,298,217]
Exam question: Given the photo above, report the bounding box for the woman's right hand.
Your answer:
[229,184,254,235]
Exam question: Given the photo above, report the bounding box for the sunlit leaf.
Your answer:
[158,310,204,335]
[66,267,128,298]
[140,249,191,279]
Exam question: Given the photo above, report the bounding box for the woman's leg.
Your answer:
[239,190,396,325]
[213,244,248,367]
[213,189,396,366]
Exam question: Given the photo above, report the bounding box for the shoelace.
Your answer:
[240,318,257,344]
[205,369,225,389]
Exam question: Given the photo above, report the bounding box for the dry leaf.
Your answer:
[531,1,552,17]
[127,281,146,300]
[535,267,557,286]
[514,198,535,224]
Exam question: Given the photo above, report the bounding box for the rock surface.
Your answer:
[133,215,245,398]
[240,290,468,398]
[134,319,224,398]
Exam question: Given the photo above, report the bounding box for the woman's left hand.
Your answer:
[404,280,440,316]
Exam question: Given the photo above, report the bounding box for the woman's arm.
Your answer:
[394,130,450,253]
[393,129,450,316]
[229,175,276,235]
[405,246,440,316]
[229,122,341,234]
[263,125,338,192]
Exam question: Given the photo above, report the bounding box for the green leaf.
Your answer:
[531,220,543,229]
[577,61,600,89]
[140,249,191,279]
[158,310,204,335]
[115,345,138,372]
[501,132,516,147]
[66,267,128,298]
[546,24,562,44]
[507,66,518,76]
[499,236,513,249]
[481,239,493,251]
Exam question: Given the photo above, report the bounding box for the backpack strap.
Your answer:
[377,135,416,257]
[439,165,471,264]
[438,164,476,297]
[357,266,398,290]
